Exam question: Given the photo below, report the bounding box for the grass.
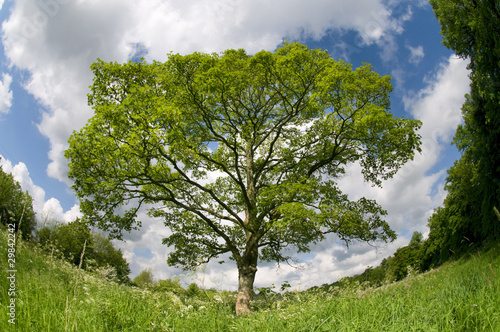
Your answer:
[1,227,499,331]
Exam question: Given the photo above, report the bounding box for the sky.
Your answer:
[0,0,471,291]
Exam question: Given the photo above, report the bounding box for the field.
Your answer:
[1,228,499,331]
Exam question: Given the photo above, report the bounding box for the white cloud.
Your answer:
[2,0,132,184]
[130,0,404,59]
[0,73,13,114]
[407,44,425,65]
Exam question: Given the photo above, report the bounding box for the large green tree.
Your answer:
[430,0,500,239]
[66,42,421,314]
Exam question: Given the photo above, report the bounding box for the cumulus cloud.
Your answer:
[0,73,13,114]
[2,0,132,184]
[407,44,425,65]
[405,56,470,144]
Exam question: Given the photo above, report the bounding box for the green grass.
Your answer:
[1,228,499,331]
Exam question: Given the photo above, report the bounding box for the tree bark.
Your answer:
[236,240,259,316]
[235,258,258,315]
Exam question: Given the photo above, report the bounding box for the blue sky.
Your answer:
[0,0,470,290]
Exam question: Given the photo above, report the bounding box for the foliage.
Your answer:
[429,0,500,246]
[132,268,155,288]
[37,220,131,283]
[186,282,202,297]
[66,41,421,313]
[319,232,425,288]
[0,161,36,240]
[91,232,131,283]
[385,245,420,282]
[44,220,91,267]
[152,277,187,296]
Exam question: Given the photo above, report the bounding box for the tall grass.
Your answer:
[1,227,498,331]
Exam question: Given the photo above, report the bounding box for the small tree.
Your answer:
[153,277,186,295]
[186,282,201,297]
[409,231,423,249]
[133,268,155,288]
[0,161,36,239]
[41,220,92,267]
[66,42,421,314]
[37,220,131,282]
[92,232,131,283]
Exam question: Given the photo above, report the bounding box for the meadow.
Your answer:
[1,227,498,331]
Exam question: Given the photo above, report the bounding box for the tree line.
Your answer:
[424,0,500,263]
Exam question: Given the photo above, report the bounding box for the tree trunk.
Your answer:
[235,139,259,315]
[235,262,257,315]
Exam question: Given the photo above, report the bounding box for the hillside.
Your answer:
[1,227,499,331]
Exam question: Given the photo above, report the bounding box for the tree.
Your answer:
[186,282,201,297]
[430,0,500,239]
[0,160,36,240]
[66,42,421,314]
[37,220,131,282]
[423,150,483,268]
[153,277,186,296]
[385,241,423,282]
[39,220,92,267]
[408,231,423,249]
[91,232,131,283]
[133,268,155,288]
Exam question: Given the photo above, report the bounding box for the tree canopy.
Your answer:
[66,42,421,314]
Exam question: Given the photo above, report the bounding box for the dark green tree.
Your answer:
[422,151,483,269]
[43,220,92,267]
[38,220,131,282]
[430,0,500,240]
[423,206,452,268]
[0,161,36,240]
[386,244,422,282]
[186,282,202,297]
[91,232,131,283]
[66,42,421,314]
[409,231,423,249]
